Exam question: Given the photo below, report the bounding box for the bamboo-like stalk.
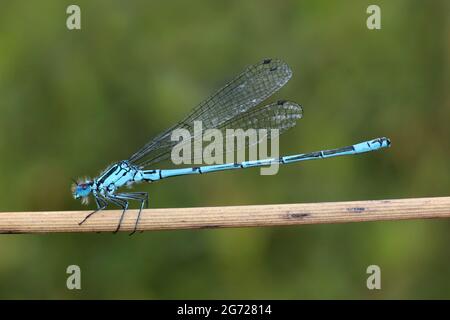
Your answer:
[0,196,449,234]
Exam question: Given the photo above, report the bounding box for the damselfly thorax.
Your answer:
[95,161,143,193]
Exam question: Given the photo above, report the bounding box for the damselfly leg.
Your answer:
[78,192,148,235]
[79,195,108,225]
[108,196,129,234]
[116,192,148,235]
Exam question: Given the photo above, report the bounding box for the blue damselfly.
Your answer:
[72,59,391,234]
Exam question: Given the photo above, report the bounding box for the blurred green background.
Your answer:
[0,0,449,299]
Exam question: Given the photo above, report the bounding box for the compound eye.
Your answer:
[81,184,87,190]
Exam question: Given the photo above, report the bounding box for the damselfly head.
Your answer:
[72,178,93,205]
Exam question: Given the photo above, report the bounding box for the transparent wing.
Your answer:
[128,58,293,167]
[138,100,302,167]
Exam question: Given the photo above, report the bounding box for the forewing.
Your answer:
[139,100,302,167]
[128,58,293,167]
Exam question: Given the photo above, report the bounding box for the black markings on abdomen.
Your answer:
[322,145,354,156]
[286,152,322,162]
[192,167,202,174]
